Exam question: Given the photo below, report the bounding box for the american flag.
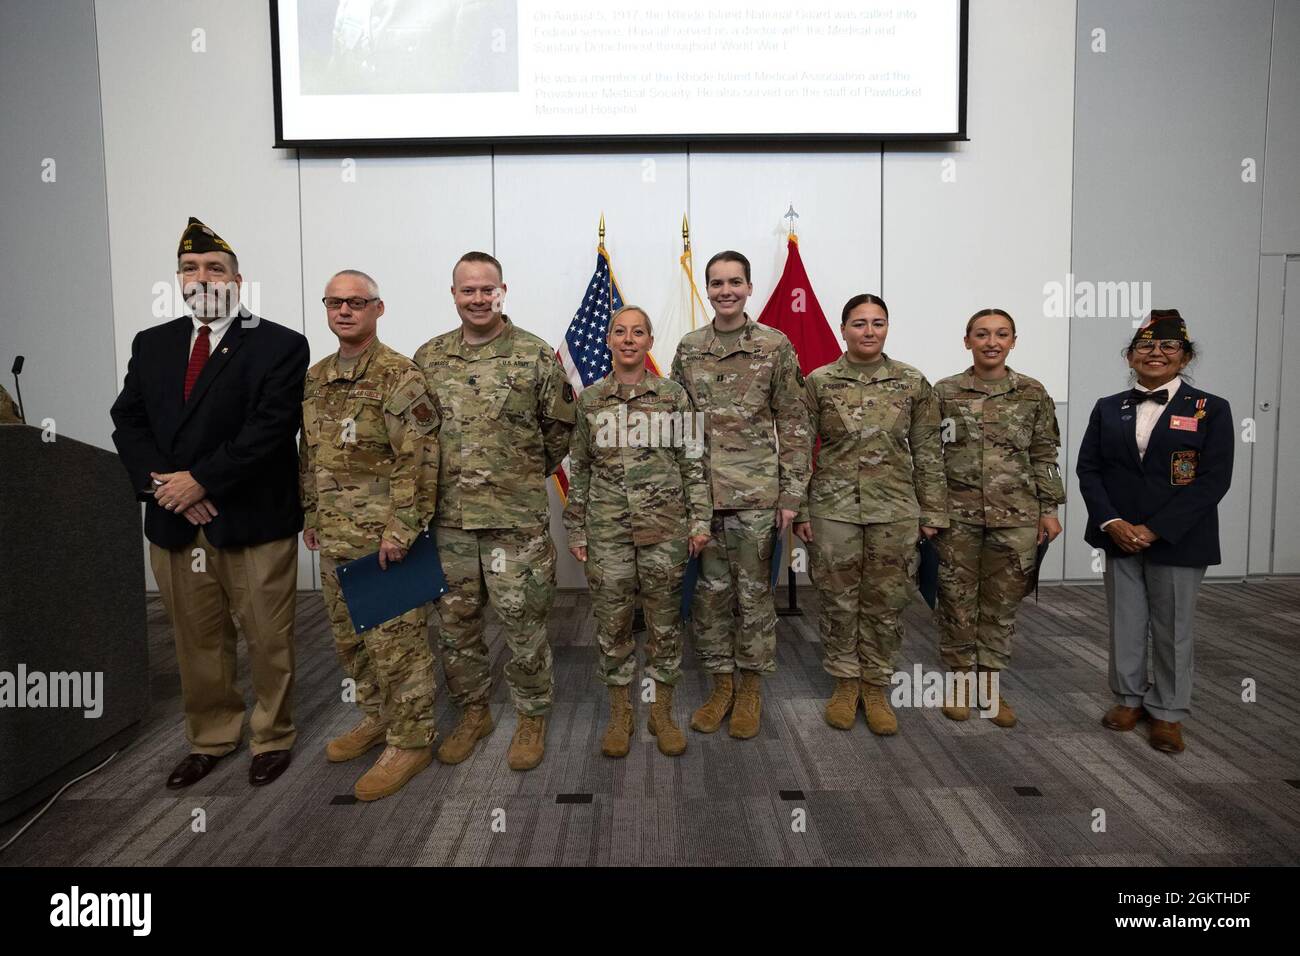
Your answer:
[553,246,625,500]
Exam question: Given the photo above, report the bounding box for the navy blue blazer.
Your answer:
[110,314,309,551]
[1076,382,1233,567]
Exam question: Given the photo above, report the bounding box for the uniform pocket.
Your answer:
[991,401,1034,450]
[886,396,911,441]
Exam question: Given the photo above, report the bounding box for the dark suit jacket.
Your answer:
[110,314,310,550]
[1076,382,1233,567]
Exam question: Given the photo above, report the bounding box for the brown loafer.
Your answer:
[249,749,293,786]
[1149,719,1185,753]
[1101,704,1146,732]
[166,753,222,790]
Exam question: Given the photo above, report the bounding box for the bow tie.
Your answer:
[1128,388,1168,405]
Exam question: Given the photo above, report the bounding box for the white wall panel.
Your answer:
[882,0,1076,400]
[688,146,882,344]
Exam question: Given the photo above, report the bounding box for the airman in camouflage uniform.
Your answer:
[934,358,1065,725]
[798,350,949,733]
[0,383,20,423]
[794,294,948,735]
[564,306,712,757]
[414,252,577,771]
[301,271,440,800]
[671,252,812,740]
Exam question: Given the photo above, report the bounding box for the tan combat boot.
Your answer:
[602,684,634,758]
[325,713,388,762]
[435,703,494,765]
[941,669,976,722]
[861,681,898,736]
[728,670,762,739]
[507,714,547,771]
[648,681,687,756]
[690,672,734,733]
[354,744,433,801]
[981,669,1017,728]
[824,677,859,730]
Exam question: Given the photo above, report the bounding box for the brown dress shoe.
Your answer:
[166,753,222,790]
[1148,720,1186,753]
[1101,704,1146,732]
[249,749,292,786]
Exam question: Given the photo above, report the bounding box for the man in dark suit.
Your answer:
[110,217,310,788]
[1076,309,1233,754]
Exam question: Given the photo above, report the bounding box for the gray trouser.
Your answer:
[1103,553,1206,722]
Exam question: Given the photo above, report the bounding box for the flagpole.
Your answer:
[778,202,803,619]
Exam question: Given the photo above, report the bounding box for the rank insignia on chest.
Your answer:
[1171,450,1197,486]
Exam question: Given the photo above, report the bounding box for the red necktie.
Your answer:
[184,326,211,401]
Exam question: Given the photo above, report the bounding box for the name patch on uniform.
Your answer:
[1171,450,1197,485]
[349,388,383,401]
[1169,415,1198,432]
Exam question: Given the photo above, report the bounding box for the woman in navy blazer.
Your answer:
[1076,310,1233,754]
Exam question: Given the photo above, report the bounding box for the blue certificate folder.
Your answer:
[915,536,940,610]
[334,530,449,633]
[681,536,784,621]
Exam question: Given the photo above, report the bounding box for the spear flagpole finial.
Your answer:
[682,213,691,251]
[599,212,606,246]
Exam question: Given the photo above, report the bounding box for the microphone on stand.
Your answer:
[11,356,26,424]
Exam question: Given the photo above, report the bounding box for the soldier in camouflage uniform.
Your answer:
[0,383,20,423]
[794,294,948,736]
[933,308,1065,727]
[670,251,811,740]
[301,270,440,801]
[564,306,712,759]
[414,251,577,772]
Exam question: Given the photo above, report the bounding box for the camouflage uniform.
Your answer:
[799,354,949,685]
[563,373,712,686]
[413,316,577,717]
[670,317,811,675]
[933,367,1065,670]
[0,384,20,423]
[301,339,440,749]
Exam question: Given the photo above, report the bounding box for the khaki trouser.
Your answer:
[808,515,919,685]
[691,509,778,675]
[433,524,557,717]
[150,528,298,756]
[319,553,436,749]
[586,535,688,687]
[935,521,1039,671]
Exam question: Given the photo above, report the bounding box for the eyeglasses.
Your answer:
[323,296,379,311]
[1133,341,1184,355]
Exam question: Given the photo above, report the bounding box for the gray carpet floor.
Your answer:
[3,581,1299,867]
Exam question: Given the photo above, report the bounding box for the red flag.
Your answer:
[757,235,842,375]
